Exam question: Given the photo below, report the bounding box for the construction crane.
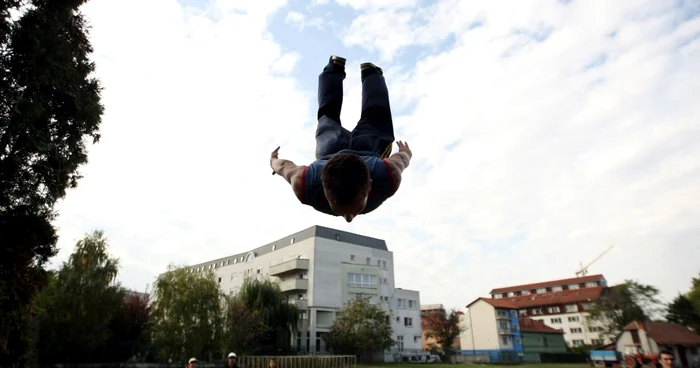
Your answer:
[575,245,614,277]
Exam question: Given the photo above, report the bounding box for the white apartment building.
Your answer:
[167,225,422,355]
[488,275,612,347]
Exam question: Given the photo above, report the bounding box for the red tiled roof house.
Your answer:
[616,321,700,368]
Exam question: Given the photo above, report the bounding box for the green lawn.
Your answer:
[361,364,590,368]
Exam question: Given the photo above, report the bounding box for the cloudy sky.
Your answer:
[52,0,700,311]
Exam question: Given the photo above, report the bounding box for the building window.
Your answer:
[513,324,519,330]
[531,308,543,315]
[591,339,602,345]
[519,309,527,315]
[497,310,509,318]
[552,286,563,292]
[290,237,295,244]
[218,277,221,283]
[569,284,580,290]
[515,338,522,345]
[404,317,413,327]
[397,298,407,308]
[499,321,510,330]
[409,300,417,308]
[589,326,601,332]
[382,260,387,269]
[377,259,381,267]
[414,336,420,343]
[568,316,580,322]
[566,304,578,312]
[366,257,370,265]
[572,339,584,346]
[571,328,583,333]
[350,255,355,261]
[396,336,404,351]
[548,306,560,313]
[582,302,594,311]
[551,318,562,324]
[508,292,515,297]
[501,336,510,345]
[537,288,546,294]
[348,293,377,304]
[521,290,530,295]
[585,282,598,288]
[347,273,377,288]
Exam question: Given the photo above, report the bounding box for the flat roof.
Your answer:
[188,225,389,269]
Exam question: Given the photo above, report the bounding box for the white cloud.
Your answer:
[284,10,325,31]
[51,0,700,315]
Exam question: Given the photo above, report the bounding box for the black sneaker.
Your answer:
[360,62,383,74]
[330,55,346,66]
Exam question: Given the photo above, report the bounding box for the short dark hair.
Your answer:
[321,153,371,206]
[659,350,674,358]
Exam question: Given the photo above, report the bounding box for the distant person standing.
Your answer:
[225,352,239,368]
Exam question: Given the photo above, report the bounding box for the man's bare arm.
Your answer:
[384,141,412,192]
[386,151,411,173]
[271,158,307,200]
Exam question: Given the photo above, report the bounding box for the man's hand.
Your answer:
[270,146,280,175]
[397,140,412,158]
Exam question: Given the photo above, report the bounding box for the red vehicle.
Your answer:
[621,346,660,368]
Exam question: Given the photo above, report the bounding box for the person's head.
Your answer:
[659,350,674,368]
[321,153,371,222]
[188,358,198,368]
[269,358,277,368]
[227,353,237,366]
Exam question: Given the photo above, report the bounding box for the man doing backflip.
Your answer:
[270,55,412,222]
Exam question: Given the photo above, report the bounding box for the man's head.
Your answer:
[269,358,277,368]
[321,153,371,222]
[659,350,674,368]
[188,358,198,368]
[227,353,237,366]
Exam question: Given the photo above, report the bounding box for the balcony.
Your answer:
[279,278,309,292]
[498,328,515,335]
[270,258,309,276]
[290,299,308,310]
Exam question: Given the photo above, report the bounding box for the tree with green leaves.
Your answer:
[588,280,662,339]
[34,231,126,364]
[687,272,700,312]
[422,308,465,363]
[150,265,223,363]
[665,294,700,333]
[0,0,104,364]
[323,298,393,361]
[237,278,298,353]
[221,295,271,355]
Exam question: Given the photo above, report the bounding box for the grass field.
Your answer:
[361,365,589,368]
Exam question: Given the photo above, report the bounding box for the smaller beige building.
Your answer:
[616,321,700,368]
[459,298,524,362]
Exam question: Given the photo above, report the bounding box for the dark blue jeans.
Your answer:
[315,60,395,159]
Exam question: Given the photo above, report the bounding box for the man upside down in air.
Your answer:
[270,55,412,223]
